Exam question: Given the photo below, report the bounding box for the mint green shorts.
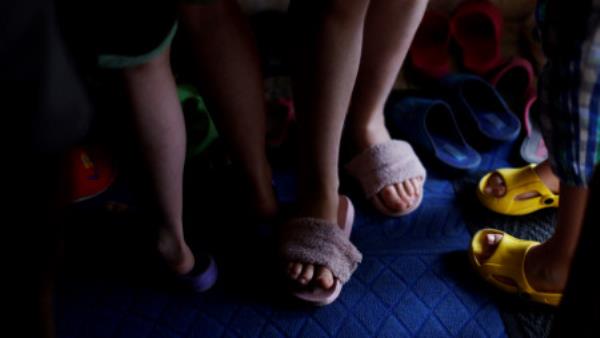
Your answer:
[98,0,219,69]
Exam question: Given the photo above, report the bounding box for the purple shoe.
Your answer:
[178,254,218,293]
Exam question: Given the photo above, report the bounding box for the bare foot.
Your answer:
[484,160,559,199]
[474,233,570,293]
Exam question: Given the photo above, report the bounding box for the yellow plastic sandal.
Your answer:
[470,229,562,307]
[476,164,559,215]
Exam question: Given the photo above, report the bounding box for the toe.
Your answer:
[403,180,415,198]
[288,262,303,280]
[486,173,507,198]
[486,233,503,246]
[490,173,504,185]
[315,266,335,289]
[492,185,507,197]
[395,183,412,208]
[478,233,504,261]
[410,178,422,197]
[379,185,405,211]
[298,264,314,285]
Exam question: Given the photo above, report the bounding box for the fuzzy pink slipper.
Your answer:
[346,140,427,217]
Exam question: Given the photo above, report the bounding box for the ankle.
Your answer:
[157,229,194,274]
[297,188,340,222]
[157,227,184,251]
[348,118,390,150]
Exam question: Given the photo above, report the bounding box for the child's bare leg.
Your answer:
[287,0,370,289]
[123,48,194,275]
[477,184,588,292]
[178,0,277,219]
[345,0,427,214]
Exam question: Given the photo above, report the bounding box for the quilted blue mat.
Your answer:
[56,142,518,338]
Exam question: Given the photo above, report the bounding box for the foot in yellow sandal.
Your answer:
[470,229,564,306]
[477,160,559,215]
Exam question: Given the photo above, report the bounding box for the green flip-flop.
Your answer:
[177,85,219,158]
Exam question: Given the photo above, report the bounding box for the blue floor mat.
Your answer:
[56,143,519,338]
